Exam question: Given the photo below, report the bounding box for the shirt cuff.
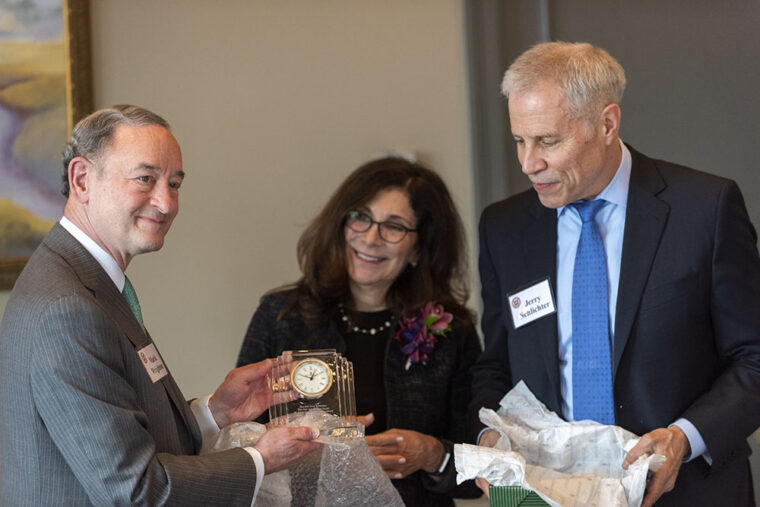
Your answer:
[189,397,262,505]
[243,447,265,506]
[671,418,709,463]
[189,394,221,452]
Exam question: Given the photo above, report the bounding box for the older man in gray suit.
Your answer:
[0,105,320,505]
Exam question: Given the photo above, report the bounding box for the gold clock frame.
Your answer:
[290,357,334,398]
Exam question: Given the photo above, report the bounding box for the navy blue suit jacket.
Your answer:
[470,145,760,505]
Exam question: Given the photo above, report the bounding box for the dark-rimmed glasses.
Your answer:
[344,210,417,243]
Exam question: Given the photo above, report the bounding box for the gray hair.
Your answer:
[502,42,626,122]
[61,105,171,197]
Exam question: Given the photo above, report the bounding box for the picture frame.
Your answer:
[0,0,93,290]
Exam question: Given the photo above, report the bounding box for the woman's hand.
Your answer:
[356,412,375,429]
[365,428,446,479]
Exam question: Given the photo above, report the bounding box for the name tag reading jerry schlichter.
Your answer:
[507,277,557,329]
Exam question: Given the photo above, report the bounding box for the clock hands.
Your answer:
[290,358,332,398]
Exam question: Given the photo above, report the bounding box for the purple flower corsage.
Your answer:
[394,302,453,370]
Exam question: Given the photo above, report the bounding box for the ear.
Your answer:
[600,103,621,146]
[68,156,94,203]
[410,246,420,268]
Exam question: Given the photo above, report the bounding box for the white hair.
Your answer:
[502,41,626,122]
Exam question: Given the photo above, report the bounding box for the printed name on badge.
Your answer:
[137,343,168,383]
[507,277,557,329]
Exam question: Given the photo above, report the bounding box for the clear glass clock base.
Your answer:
[268,349,358,436]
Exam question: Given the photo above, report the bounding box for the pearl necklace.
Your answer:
[338,304,395,335]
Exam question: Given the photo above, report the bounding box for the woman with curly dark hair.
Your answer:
[237,156,481,506]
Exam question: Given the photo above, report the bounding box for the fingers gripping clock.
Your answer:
[290,358,333,398]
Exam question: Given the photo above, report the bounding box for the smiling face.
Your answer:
[344,188,419,311]
[508,82,621,208]
[72,124,184,269]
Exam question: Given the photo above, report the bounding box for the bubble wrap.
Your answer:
[313,438,404,507]
[212,412,403,506]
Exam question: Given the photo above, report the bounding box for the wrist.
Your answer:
[423,437,447,473]
[207,394,228,429]
[434,450,451,475]
[479,428,500,447]
[669,425,691,460]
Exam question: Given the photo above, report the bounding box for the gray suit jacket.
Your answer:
[0,224,256,506]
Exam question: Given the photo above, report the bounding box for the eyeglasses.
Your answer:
[344,210,417,243]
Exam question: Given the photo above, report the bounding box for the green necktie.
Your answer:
[122,276,145,330]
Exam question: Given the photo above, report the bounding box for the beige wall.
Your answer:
[0,1,474,397]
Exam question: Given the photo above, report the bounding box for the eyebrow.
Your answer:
[358,206,414,225]
[513,133,559,140]
[134,163,185,179]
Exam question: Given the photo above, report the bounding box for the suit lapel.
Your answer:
[522,197,562,404]
[613,147,669,376]
[47,225,199,447]
[149,330,202,450]
[44,225,147,345]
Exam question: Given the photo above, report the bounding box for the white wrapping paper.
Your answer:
[455,381,665,507]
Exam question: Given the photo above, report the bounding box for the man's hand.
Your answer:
[208,359,296,428]
[255,426,322,474]
[365,428,445,479]
[474,429,500,497]
[623,426,690,507]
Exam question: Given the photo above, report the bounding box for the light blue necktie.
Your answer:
[571,200,615,424]
[122,276,145,330]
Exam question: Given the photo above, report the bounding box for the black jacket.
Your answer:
[238,289,482,506]
[470,146,760,506]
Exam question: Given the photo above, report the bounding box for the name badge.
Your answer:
[507,277,557,329]
[137,343,168,383]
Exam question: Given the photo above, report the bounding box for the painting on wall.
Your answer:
[0,0,92,290]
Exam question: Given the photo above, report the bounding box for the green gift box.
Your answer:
[489,485,549,507]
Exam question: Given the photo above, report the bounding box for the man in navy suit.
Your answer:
[470,42,760,506]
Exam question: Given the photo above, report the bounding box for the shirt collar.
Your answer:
[60,216,125,291]
[557,138,631,215]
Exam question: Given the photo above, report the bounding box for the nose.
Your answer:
[151,183,178,216]
[520,144,547,175]
[361,222,384,245]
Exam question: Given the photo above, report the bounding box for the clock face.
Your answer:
[290,358,333,398]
